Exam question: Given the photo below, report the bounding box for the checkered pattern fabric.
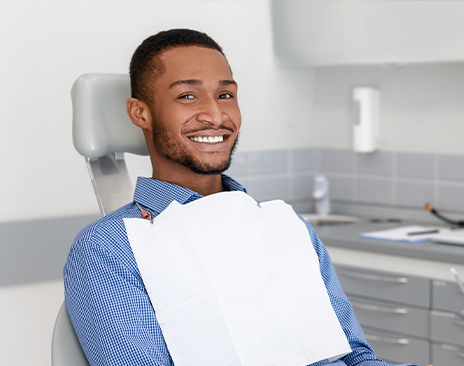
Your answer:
[64,175,418,366]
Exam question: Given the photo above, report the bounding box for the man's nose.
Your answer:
[196,97,226,125]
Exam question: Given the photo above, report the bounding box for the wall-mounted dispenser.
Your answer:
[352,87,379,153]
[313,175,330,215]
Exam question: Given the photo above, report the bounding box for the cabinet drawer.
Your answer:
[432,343,464,366]
[364,328,429,366]
[335,265,430,307]
[349,296,429,338]
[430,310,464,346]
[432,280,464,313]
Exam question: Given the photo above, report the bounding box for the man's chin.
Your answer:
[186,160,231,175]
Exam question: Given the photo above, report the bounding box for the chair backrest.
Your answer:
[52,74,148,366]
[72,73,149,215]
[52,303,90,366]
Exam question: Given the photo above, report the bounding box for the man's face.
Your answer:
[148,46,241,175]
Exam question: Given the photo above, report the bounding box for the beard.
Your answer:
[151,119,239,175]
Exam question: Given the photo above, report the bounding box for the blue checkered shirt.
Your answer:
[64,175,418,366]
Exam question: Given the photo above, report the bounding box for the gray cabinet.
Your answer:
[432,280,464,313]
[363,328,429,366]
[430,280,464,365]
[432,343,464,365]
[334,264,464,365]
[272,1,464,66]
[350,298,429,339]
[430,311,464,346]
[335,265,431,364]
[335,266,430,307]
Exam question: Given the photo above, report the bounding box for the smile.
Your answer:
[189,136,224,144]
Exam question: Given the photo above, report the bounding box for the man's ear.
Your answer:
[126,98,152,131]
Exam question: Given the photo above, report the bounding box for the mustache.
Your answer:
[182,125,235,135]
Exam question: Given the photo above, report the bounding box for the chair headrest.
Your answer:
[72,73,149,159]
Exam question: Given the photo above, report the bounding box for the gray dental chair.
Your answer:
[51,74,149,366]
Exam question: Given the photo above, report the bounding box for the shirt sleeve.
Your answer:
[63,228,174,366]
[302,220,420,366]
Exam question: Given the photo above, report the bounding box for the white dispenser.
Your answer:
[313,175,330,215]
[352,87,380,153]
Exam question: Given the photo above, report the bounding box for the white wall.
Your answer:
[0,280,64,366]
[0,0,314,223]
[311,62,464,154]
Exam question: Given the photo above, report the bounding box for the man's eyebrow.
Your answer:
[219,80,237,87]
[169,79,202,89]
[168,79,238,89]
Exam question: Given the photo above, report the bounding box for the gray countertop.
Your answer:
[314,219,464,265]
[300,202,464,265]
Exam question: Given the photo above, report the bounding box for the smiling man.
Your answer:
[126,42,240,196]
[64,29,422,366]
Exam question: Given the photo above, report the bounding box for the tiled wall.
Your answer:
[226,149,313,204]
[226,148,464,213]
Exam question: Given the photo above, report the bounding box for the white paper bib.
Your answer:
[124,191,351,366]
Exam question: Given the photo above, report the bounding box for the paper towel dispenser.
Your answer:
[352,87,379,153]
[272,1,464,66]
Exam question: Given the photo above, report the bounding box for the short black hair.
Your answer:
[129,28,226,104]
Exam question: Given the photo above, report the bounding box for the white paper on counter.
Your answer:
[124,191,351,366]
[360,225,451,243]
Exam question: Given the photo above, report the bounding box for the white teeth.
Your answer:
[190,135,224,144]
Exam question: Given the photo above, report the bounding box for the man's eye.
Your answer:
[179,94,195,99]
[219,93,232,99]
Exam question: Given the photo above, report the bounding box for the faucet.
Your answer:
[313,175,331,215]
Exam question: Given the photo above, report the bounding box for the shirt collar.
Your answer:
[133,174,247,215]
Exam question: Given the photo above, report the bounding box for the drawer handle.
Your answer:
[341,270,408,284]
[352,302,409,314]
[365,333,410,345]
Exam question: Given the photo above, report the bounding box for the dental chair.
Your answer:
[51,74,149,366]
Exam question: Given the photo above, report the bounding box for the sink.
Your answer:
[299,214,360,226]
